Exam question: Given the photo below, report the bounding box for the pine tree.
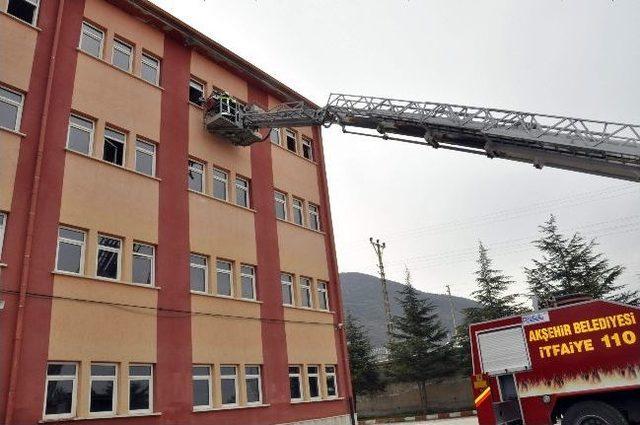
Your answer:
[345,313,384,396]
[526,215,626,307]
[455,242,527,373]
[387,269,451,414]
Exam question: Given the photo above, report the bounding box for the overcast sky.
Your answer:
[151,0,640,302]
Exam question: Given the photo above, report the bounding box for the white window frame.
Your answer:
[103,127,127,166]
[67,114,95,155]
[111,38,133,72]
[285,129,297,153]
[89,363,117,417]
[216,259,233,297]
[307,365,321,400]
[308,203,320,231]
[135,139,156,176]
[292,198,304,226]
[7,0,41,26]
[299,277,312,308]
[270,128,281,145]
[141,53,160,85]
[240,264,256,300]
[281,273,294,306]
[190,253,208,293]
[189,79,205,105]
[274,191,288,221]
[212,168,228,201]
[235,176,250,208]
[96,234,122,281]
[55,226,86,275]
[302,137,313,160]
[79,21,104,58]
[43,362,78,420]
[188,159,205,193]
[0,212,6,259]
[317,281,330,311]
[192,365,212,410]
[0,86,24,131]
[325,365,338,398]
[220,365,238,407]
[244,365,262,405]
[288,366,303,402]
[128,364,153,414]
[132,242,155,286]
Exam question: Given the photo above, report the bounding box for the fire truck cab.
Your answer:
[469,297,640,425]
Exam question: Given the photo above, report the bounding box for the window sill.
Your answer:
[0,126,27,138]
[190,290,262,304]
[276,217,324,235]
[193,404,270,413]
[188,189,256,214]
[271,141,318,166]
[291,397,344,405]
[0,263,7,268]
[39,412,161,423]
[0,10,42,32]
[76,49,164,92]
[65,148,162,182]
[52,271,161,291]
[284,305,334,315]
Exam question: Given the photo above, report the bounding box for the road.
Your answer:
[386,418,478,425]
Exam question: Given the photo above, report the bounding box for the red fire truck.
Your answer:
[469,296,640,424]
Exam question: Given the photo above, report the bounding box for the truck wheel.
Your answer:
[562,401,628,425]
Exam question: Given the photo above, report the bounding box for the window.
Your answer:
[325,366,338,398]
[245,366,262,405]
[281,273,293,306]
[300,277,312,308]
[112,39,133,72]
[103,128,126,166]
[67,115,94,155]
[216,260,233,296]
[274,191,287,220]
[96,235,122,280]
[189,79,204,106]
[220,365,238,406]
[0,213,6,258]
[292,198,304,226]
[129,364,152,414]
[285,129,297,153]
[132,243,154,285]
[288,366,303,402]
[141,53,160,85]
[56,227,85,274]
[235,177,250,208]
[0,86,23,131]
[270,128,280,145]
[317,281,329,310]
[302,137,313,160]
[135,140,156,176]
[190,254,208,293]
[188,160,205,193]
[7,0,39,25]
[192,366,212,410]
[80,22,104,58]
[308,204,320,231]
[307,365,320,399]
[212,168,228,201]
[44,363,77,419]
[89,364,117,416]
[240,264,256,300]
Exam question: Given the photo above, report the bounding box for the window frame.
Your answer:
[188,159,205,193]
[325,365,338,398]
[281,272,294,306]
[288,365,303,402]
[219,365,238,407]
[274,191,288,221]
[240,264,256,301]
[7,0,41,26]
[96,234,122,281]
[301,136,313,161]
[132,242,155,286]
[55,226,86,275]
[140,52,160,85]
[317,281,330,311]
[235,176,250,208]
[189,79,205,106]
[89,363,117,417]
[66,114,95,155]
[135,139,156,176]
[79,21,105,58]
[111,38,133,72]
[0,212,6,259]
[285,129,297,153]
[43,362,78,420]
[190,253,209,293]
[270,128,281,145]
[128,364,153,414]
[299,276,313,308]
[292,198,304,226]
[308,203,321,231]
[192,365,213,410]
[103,127,127,167]
[306,365,321,400]
[0,85,24,132]
[216,259,233,297]
[244,365,262,406]
[212,167,228,201]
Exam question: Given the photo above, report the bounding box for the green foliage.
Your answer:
[525,215,628,307]
[345,313,385,395]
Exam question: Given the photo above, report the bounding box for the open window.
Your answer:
[7,0,39,25]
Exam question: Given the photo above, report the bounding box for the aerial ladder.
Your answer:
[204,92,640,181]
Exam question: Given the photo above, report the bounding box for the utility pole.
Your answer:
[370,238,392,336]
[445,284,458,339]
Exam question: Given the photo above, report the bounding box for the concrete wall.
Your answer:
[356,378,473,418]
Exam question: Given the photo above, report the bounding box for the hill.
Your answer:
[339,272,477,348]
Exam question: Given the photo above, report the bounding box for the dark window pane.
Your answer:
[0,101,18,130]
[289,376,301,399]
[189,83,203,105]
[45,380,73,415]
[246,378,260,403]
[217,270,231,296]
[7,0,37,25]
[90,380,113,412]
[275,202,286,220]
[220,366,235,375]
[97,249,119,279]
[308,376,319,398]
[241,276,254,299]
[221,379,236,404]
[132,255,152,285]
[213,179,226,200]
[190,267,206,292]
[59,228,84,241]
[245,366,259,375]
[57,242,82,273]
[91,365,115,376]
[281,283,292,305]
[129,365,151,376]
[327,376,337,396]
[129,379,149,410]
[103,138,124,165]
[192,380,210,406]
[301,287,311,307]
[192,366,209,376]
[47,364,76,376]
[188,172,203,192]
[67,126,91,154]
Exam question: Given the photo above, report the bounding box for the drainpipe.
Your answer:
[4,1,66,423]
